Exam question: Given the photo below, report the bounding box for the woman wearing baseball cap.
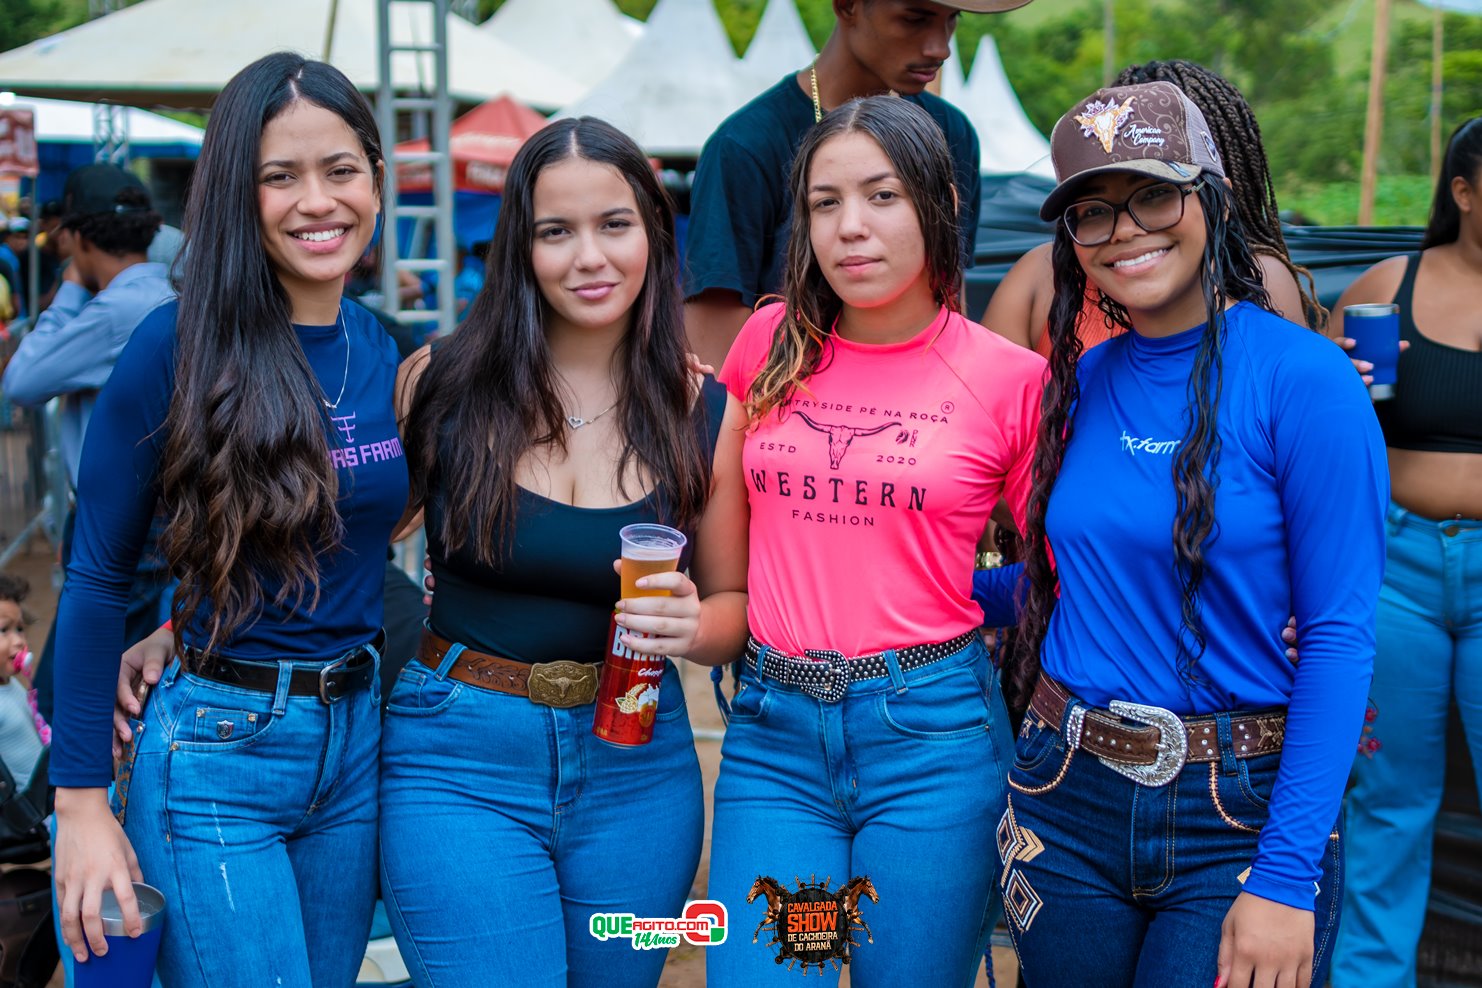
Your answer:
[989,82,1388,987]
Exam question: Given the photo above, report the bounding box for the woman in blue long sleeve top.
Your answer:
[49,55,408,986]
[989,82,1388,988]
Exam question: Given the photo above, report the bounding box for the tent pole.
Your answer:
[1358,0,1391,226]
[324,0,340,62]
[1430,4,1444,182]
[1102,0,1115,86]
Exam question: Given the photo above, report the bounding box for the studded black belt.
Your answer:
[743,631,979,703]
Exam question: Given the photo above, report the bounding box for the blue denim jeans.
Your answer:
[704,635,1011,988]
[378,653,703,988]
[1002,700,1343,987]
[114,651,382,987]
[1333,503,1482,987]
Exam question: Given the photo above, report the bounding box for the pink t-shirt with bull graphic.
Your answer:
[720,302,1045,657]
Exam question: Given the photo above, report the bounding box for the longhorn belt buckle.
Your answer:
[798,649,850,703]
[1098,700,1187,788]
[528,660,599,708]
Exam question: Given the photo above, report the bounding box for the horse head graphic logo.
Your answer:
[794,412,903,469]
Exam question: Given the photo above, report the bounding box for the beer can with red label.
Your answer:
[592,615,666,746]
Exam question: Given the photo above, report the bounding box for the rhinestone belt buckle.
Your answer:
[1098,700,1187,788]
[797,649,850,703]
[528,660,599,708]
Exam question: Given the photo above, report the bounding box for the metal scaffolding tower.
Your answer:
[375,0,457,339]
[89,0,130,164]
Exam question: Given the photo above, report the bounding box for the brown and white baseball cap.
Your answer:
[936,1,1037,11]
[1039,81,1226,222]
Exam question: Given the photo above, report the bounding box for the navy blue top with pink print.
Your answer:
[51,299,408,787]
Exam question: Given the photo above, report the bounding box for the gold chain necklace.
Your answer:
[810,60,823,123]
[809,59,898,124]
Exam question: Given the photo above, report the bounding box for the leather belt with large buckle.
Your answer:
[1030,675,1285,789]
[417,631,600,707]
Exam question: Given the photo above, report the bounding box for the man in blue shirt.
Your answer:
[682,0,1033,368]
[1,163,175,721]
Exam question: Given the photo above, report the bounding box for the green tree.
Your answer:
[0,0,86,54]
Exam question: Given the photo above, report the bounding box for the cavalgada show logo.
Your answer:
[589,900,727,950]
[748,875,878,975]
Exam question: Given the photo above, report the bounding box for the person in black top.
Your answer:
[385,117,749,988]
[682,0,1035,369]
[1329,116,1482,987]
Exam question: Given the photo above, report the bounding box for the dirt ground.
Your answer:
[1,535,1016,987]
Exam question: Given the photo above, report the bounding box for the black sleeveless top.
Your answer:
[425,377,727,664]
[1374,253,1482,454]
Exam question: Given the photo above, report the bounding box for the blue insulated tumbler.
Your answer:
[1344,303,1400,400]
[74,883,164,987]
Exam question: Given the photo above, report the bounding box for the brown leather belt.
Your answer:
[1028,675,1285,786]
[417,631,600,708]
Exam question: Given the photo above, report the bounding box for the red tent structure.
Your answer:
[396,94,549,193]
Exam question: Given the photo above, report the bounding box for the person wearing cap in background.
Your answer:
[0,218,28,319]
[682,0,1033,370]
[974,81,1387,987]
[0,163,175,724]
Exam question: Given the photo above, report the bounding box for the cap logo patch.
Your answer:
[1201,130,1222,167]
[1075,96,1137,154]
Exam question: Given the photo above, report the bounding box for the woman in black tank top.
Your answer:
[385,118,750,988]
[1328,117,1482,986]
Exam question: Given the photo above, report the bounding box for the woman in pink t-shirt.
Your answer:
[705,96,1045,987]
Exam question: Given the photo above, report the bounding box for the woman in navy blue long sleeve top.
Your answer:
[992,83,1387,988]
[49,55,408,986]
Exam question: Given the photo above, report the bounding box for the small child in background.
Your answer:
[0,574,48,785]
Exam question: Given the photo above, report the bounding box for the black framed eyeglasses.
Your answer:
[1062,180,1206,247]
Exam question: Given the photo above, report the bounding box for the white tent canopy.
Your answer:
[738,0,814,98]
[941,37,968,107]
[0,0,580,110]
[958,36,1052,177]
[2,95,203,148]
[557,0,750,158]
[482,0,641,99]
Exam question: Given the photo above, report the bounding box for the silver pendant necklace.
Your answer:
[566,398,619,430]
[321,306,351,411]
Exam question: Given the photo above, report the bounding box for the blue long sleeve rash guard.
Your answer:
[985,302,1387,911]
[50,300,409,788]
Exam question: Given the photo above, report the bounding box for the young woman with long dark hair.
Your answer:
[988,82,1387,987]
[50,53,405,985]
[1329,117,1482,987]
[380,117,748,988]
[705,95,1044,987]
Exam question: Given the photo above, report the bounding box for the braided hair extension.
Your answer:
[1115,59,1325,331]
[1007,181,1272,710]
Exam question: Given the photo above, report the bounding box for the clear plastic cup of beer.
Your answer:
[619,524,686,598]
[593,524,687,747]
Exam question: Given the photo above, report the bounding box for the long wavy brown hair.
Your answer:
[744,96,963,424]
[159,53,383,656]
[403,118,710,561]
